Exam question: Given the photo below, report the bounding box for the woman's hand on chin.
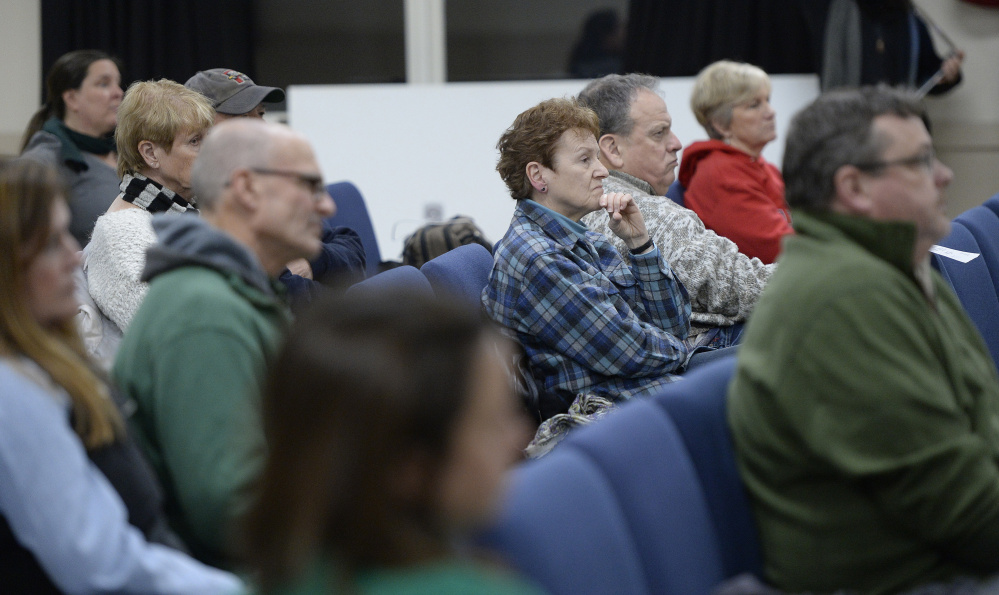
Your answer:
[602,192,650,248]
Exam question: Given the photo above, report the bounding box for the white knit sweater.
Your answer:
[85,208,156,332]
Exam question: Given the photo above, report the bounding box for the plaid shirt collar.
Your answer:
[518,199,600,258]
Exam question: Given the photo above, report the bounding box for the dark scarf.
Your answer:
[119,173,198,214]
[41,118,116,172]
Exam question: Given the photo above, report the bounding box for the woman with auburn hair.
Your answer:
[0,160,240,593]
[242,290,538,594]
[680,60,791,264]
[19,50,124,246]
[483,97,691,438]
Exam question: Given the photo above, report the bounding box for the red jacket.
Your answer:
[678,139,791,264]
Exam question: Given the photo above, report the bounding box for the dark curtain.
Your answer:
[41,0,256,89]
[624,0,833,76]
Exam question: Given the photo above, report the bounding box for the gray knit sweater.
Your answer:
[583,171,774,335]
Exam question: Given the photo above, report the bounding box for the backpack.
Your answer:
[402,215,493,269]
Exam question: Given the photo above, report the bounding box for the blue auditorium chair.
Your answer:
[666,179,686,207]
[345,265,433,299]
[934,216,999,370]
[420,243,493,307]
[325,181,382,276]
[480,356,760,595]
[955,205,999,298]
[658,357,764,579]
[980,191,999,221]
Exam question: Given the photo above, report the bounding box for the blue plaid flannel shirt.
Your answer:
[483,200,691,417]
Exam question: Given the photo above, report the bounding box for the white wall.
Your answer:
[290,75,820,261]
[0,0,41,155]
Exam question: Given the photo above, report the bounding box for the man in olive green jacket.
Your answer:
[728,87,999,595]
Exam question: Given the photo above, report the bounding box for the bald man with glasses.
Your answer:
[113,120,336,566]
[728,86,999,594]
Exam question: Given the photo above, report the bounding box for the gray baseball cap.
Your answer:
[184,68,285,115]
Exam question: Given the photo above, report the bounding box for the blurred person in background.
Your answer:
[822,0,964,94]
[568,9,625,79]
[19,50,124,246]
[185,68,285,123]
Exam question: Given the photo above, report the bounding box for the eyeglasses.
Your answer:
[854,149,936,174]
[250,168,325,197]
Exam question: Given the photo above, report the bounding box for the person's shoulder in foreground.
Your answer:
[728,85,999,595]
[258,557,545,595]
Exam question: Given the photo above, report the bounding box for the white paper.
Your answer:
[930,245,980,263]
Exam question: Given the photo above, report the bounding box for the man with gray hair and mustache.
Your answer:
[113,119,335,566]
[579,73,772,347]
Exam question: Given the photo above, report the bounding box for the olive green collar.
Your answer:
[792,209,919,275]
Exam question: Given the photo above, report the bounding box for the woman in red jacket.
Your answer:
[679,61,791,264]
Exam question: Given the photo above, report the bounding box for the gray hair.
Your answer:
[190,119,282,210]
[577,73,661,137]
[782,85,927,212]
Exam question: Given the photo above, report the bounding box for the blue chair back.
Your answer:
[934,216,999,370]
[483,444,654,595]
[980,191,999,221]
[481,357,757,595]
[954,205,999,298]
[420,243,493,307]
[666,179,686,207]
[325,181,381,276]
[345,265,433,299]
[656,356,764,578]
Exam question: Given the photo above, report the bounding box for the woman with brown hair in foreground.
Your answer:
[242,290,541,594]
[0,160,239,593]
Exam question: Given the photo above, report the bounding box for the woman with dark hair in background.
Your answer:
[0,160,240,593]
[242,290,539,594]
[19,50,124,246]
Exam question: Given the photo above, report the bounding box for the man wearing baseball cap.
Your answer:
[185,68,285,122]
[185,67,368,306]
